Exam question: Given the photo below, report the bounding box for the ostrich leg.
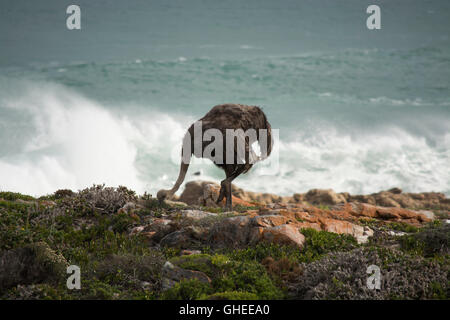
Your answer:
[217,164,248,211]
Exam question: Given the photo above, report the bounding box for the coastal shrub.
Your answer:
[388,222,419,233]
[169,253,283,299]
[299,228,358,263]
[95,253,164,294]
[162,247,182,259]
[212,260,284,299]
[3,283,72,300]
[170,254,217,277]
[141,198,169,218]
[161,279,212,300]
[1,184,447,300]
[110,212,137,233]
[290,247,448,299]
[77,184,137,215]
[225,242,301,263]
[76,278,121,300]
[53,189,75,199]
[0,200,36,250]
[358,219,419,233]
[202,291,259,300]
[0,192,35,202]
[0,242,68,293]
[261,257,303,285]
[400,223,449,257]
[38,189,75,201]
[0,199,33,213]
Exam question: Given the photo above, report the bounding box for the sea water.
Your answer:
[0,0,449,197]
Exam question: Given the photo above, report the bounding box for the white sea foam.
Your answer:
[237,128,450,196]
[0,82,449,198]
[0,84,145,196]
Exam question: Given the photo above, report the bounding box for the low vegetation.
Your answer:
[0,186,448,300]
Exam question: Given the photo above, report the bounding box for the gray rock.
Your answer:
[161,261,211,290]
[179,210,217,220]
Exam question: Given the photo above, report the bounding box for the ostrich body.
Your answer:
[157,103,273,210]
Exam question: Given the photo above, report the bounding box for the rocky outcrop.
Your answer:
[304,189,347,205]
[178,180,450,211]
[261,224,306,247]
[206,214,305,248]
[333,202,432,225]
[123,181,449,250]
[126,184,447,248]
[160,226,207,249]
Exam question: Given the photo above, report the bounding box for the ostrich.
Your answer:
[157,103,273,210]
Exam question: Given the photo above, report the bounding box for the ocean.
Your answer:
[0,0,449,197]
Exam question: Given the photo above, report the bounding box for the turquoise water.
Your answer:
[0,0,449,196]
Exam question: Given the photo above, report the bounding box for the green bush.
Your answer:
[225,242,301,263]
[161,279,212,300]
[299,228,358,263]
[202,291,259,300]
[389,222,419,233]
[0,242,68,293]
[358,219,419,234]
[212,260,284,299]
[170,254,217,277]
[96,253,164,289]
[0,192,35,202]
[400,223,449,257]
[169,253,283,299]
[110,212,136,233]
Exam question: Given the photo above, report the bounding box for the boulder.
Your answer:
[207,214,305,248]
[178,180,256,207]
[304,189,347,205]
[251,215,289,228]
[179,180,216,205]
[207,216,253,247]
[262,224,305,248]
[160,226,207,249]
[162,261,211,290]
[232,185,282,204]
[201,183,256,207]
[160,230,192,248]
[356,203,432,224]
[143,218,175,242]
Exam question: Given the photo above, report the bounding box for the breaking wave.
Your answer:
[0,81,449,197]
